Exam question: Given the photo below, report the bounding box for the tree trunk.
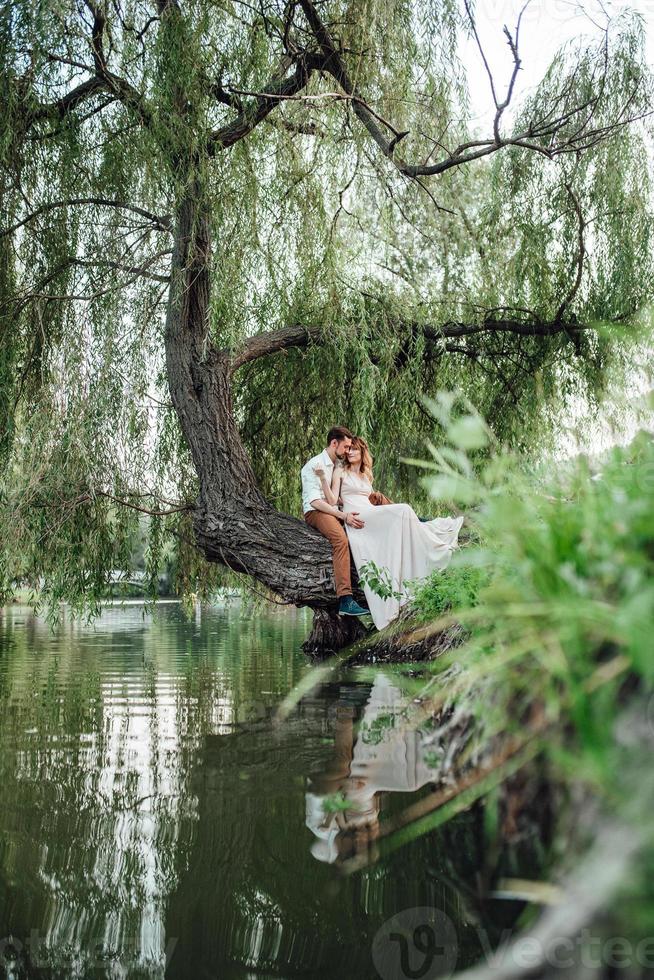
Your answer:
[163,177,351,646]
[301,608,369,657]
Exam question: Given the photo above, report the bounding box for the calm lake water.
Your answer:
[0,602,540,979]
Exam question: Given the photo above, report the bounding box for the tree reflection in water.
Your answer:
[0,604,549,979]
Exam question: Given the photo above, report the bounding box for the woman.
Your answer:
[316,436,463,630]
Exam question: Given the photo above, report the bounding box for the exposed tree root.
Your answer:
[301,607,368,657]
[326,606,469,665]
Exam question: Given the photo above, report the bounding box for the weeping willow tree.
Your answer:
[1,0,652,644]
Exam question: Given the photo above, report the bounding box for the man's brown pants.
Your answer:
[304,511,351,597]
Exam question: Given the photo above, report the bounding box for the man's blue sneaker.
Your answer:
[338,596,369,617]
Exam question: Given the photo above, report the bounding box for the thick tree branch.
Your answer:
[27,95,118,140]
[420,318,583,340]
[23,8,153,133]
[1,198,173,238]
[209,54,323,151]
[27,68,151,130]
[27,76,107,123]
[228,316,592,373]
[229,323,320,372]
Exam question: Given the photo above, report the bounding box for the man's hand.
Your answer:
[345,512,365,529]
[369,491,393,506]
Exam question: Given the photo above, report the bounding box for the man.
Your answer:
[301,426,369,617]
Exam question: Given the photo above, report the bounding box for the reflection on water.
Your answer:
[307,674,440,866]
[0,602,544,979]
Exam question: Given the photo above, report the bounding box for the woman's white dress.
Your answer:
[305,674,440,864]
[340,470,464,630]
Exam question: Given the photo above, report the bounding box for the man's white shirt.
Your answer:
[301,449,335,515]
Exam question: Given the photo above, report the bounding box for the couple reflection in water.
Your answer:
[306,674,438,866]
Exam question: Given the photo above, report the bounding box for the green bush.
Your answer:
[412,562,490,623]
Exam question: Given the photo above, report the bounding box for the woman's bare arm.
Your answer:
[329,464,344,507]
[313,464,340,506]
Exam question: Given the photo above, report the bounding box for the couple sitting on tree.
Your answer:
[301,426,464,631]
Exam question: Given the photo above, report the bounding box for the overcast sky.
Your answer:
[462,1,654,126]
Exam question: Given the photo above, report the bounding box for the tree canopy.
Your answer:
[1,0,652,625]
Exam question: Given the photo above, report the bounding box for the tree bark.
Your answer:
[301,608,368,657]
[163,177,344,639]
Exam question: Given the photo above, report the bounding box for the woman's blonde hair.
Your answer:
[346,436,374,482]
